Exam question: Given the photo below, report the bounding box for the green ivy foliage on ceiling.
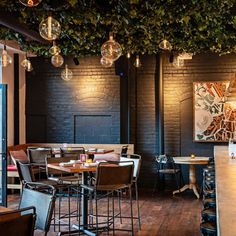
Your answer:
[0,0,235,58]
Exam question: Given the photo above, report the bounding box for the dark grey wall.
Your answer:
[26,53,236,187]
[26,56,120,144]
[163,53,236,183]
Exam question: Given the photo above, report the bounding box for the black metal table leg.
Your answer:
[72,171,97,236]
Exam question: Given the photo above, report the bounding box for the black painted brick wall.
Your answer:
[26,56,120,144]
[163,53,236,183]
[26,53,236,187]
[133,55,157,187]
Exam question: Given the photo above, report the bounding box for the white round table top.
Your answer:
[173,156,209,164]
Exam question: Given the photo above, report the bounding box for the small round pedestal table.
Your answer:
[173,156,209,199]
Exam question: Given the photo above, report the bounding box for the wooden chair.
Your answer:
[0,206,36,236]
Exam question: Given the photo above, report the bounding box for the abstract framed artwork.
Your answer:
[193,81,236,142]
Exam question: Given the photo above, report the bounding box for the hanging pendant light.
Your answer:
[159,39,172,51]
[101,32,122,61]
[61,64,73,81]
[0,45,12,67]
[100,57,113,67]
[134,55,141,68]
[49,41,61,55]
[19,0,42,7]
[51,53,64,67]
[21,55,33,72]
[39,16,61,41]
[25,59,33,72]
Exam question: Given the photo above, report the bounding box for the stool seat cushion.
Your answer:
[202,208,216,221]
[200,221,217,233]
[7,164,17,171]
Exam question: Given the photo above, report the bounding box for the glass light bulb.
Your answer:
[21,58,33,71]
[173,56,184,68]
[49,41,61,55]
[39,16,61,41]
[26,60,33,72]
[134,55,141,68]
[0,49,12,67]
[19,0,42,7]
[21,58,28,68]
[51,53,64,67]
[127,52,131,59]
[101,34,122,61]
[159,39,172,50]
[61,64,73,81]
[100,57,113,67]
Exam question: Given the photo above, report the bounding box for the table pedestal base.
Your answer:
[173,164,200,199]
[173,184,200,199]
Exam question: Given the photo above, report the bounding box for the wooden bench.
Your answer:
[8,143,134,155]
[7,165,21,191]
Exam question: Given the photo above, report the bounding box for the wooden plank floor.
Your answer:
[8,189,202,236]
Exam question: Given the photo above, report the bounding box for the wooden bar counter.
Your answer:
[214,145,236,236]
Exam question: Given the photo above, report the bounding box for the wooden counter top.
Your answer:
[214,145,236,236]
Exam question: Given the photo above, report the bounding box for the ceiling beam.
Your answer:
[0,11,49,45]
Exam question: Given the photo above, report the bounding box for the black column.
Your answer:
[115,56,130,144]
[155,54,164,154]
[14,54,19,145]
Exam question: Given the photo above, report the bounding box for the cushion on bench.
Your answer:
[7,165,17,171]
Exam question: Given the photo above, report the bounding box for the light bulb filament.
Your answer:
[27,0,34,6]
[48,16,52,39]
[163,40,167,49]
[65,65,68,79]
[2,50,8,67]
[109,45,113,55]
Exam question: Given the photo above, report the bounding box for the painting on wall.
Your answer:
[194,81,236,142]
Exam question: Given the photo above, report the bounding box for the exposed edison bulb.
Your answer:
[159,39,172,51]
[21,58,29,68]
[19,0,42,7]
[61,64,73,81]
[39,16,61,41]
[101,33,122,61]
[49,41,61,55]
[173,56,184,68]
[127,52,131,59]
[134,55,141,68]
[25,60,33,72]
[0,47,12,67]
[100,57,113,67]
[21,58,33,72]
[51,53,64,67]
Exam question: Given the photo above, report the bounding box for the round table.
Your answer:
[173,156,209,199]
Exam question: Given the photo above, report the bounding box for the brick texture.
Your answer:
[26,53,236,187]
[26,56,120,144]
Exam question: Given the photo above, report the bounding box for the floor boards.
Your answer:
[7,189,202,236]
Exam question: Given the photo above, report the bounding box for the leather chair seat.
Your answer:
[200,221,217,235]
[202,208,216,221]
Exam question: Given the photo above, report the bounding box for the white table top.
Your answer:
[214,146,236,236]
[173,156,209,164]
